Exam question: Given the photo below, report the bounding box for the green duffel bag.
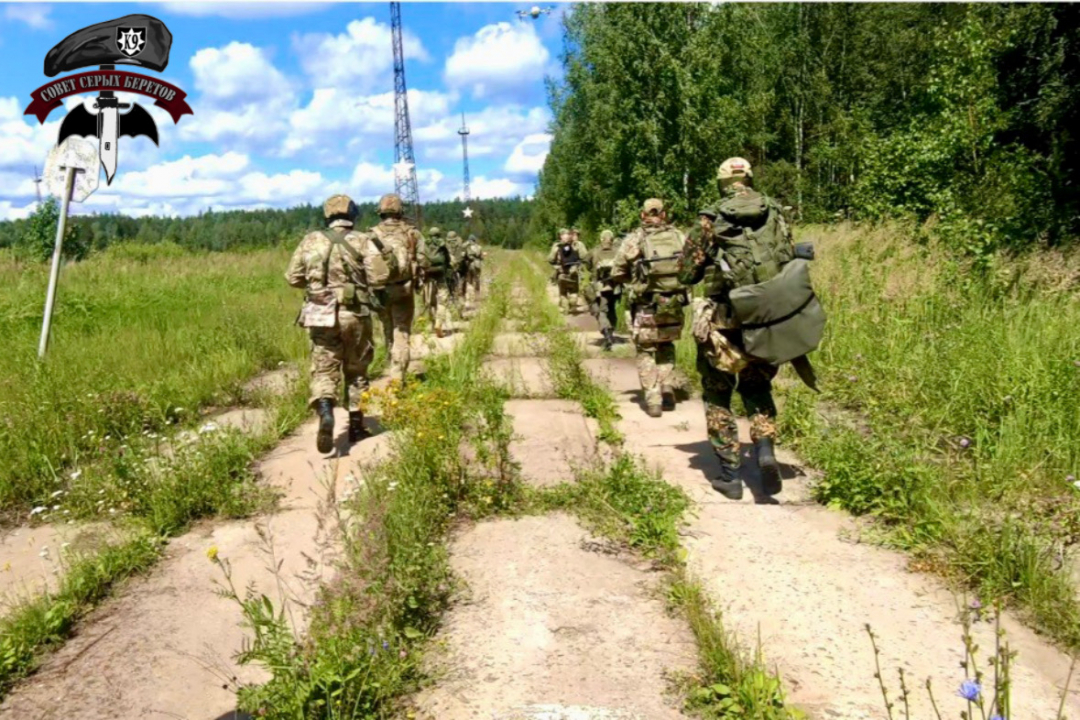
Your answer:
[727,259,825,365]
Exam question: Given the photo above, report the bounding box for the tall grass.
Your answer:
[0,244,307,520]
[780,223,1080,647]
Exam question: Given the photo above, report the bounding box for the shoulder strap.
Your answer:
[321,228,365,282]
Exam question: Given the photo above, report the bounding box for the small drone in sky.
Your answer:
[516,6,554,20]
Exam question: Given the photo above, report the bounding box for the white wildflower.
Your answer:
[29,506,46,516]
[51,489,64,498]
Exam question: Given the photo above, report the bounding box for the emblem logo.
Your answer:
[116,27,146,57]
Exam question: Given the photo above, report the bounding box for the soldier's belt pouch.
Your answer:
[728,259,825,365]
[299,297,338,328]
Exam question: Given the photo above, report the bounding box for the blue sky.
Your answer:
[0,1,568,219]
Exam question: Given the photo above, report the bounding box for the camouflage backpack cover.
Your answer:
[370,222,415,284]
[636,226,685,294]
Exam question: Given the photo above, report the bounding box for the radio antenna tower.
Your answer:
[33,165,43,205]
[458,112,471,205]
[390,2,421,227]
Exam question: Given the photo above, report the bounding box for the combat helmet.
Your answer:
[600,229,614,246]
[717,158,753,188]
[428,226,442,237]
[378,193,404,217]
[323,194,357,222]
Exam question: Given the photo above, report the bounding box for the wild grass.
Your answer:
[0,244,309,521]
[778,223,1080,648]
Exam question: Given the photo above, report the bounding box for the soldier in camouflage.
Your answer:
[610,199,688,417]
[369,194,425,384]
[678,158,794,500]
[445,230,466,307]
[548,228,588,314]
[585,229,621,350]
[420,226,456,338]
[286,195,383,453]
[463,234,484,306]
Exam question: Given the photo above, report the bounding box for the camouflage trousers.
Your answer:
[557,276,581,314]
[377,281,414,383]
[591,290,620,333]
[309,310,374,412]
[465,267,481,305]
[423,278,454,334]
[636,342,676,411]
[696,344,778,468]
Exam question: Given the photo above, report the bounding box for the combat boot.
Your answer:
[601,328,613,351]
[645,403,663,418]
[755,437,782,496]
[348,411,370,442]
[661,387,676,412]
[315,399,335,454]
[710,462,743,500]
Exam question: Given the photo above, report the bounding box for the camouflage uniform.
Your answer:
[286,195,384,452]
[369,195,425,384]
[678,158,793,498]
[610,200,687,415]
[585,230,621,348]
[445,231,466,307]
[548,229,589,314]
[420,227,455,337]
[463,235,484,305]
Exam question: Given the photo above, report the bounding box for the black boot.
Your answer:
[755,437,782,496]
[316,399,335,454]
[348,410,370,442]
[601,328,613,351]
[661,387,676,411]
[710,462,743,500]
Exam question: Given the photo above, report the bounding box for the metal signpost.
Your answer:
[38,136,99,359]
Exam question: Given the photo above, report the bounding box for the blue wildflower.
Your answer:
[989,715,1004,720]
[382,640,390,651]
[958,680,981,701]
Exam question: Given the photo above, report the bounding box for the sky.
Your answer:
[0,1,569,220]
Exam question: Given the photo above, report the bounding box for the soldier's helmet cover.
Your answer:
[323,194,357,221]
[428,226,442,237]
[642,198,665,215]
[447,231,460,240]
[378,193,404,216]
[717,158,753,185]
[600,229,614,245]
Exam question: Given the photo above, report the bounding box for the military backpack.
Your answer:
[636,226,685,294]
[370,222,414,284]
[423,239,450,278]
[714,191,792,289]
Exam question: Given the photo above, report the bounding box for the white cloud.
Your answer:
[444,22,550,100]
[414,105,550,162]
[190,42,293,106]
[156,2,334,19]
[4,3,51,30]
[293,18,428,93]
[470,175,533,200]
[0,97,61,173]
[284,87,452,162]
[504,133,552,176]
[0,200,37,221]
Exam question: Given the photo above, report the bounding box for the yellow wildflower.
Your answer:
[206,546,219,561]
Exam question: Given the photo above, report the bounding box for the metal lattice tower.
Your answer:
[457,112,471,204]
[33,165,43,205]
[390,2,421,226]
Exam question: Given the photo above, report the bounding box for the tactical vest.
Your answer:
[318,228,395,302]
[559,243,581,267]
[638,226,685,294]
[371,222,414,284]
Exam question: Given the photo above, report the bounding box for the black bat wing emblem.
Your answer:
[119,103,159,145]
[56,102,160,146]
[57,103,98,143]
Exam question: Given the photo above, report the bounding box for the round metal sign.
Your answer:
[44,136,100,203]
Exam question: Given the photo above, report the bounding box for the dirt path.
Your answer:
[0,332,454,720]
[584,337,1080,718]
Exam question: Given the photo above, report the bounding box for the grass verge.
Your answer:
[775,223,1080,649]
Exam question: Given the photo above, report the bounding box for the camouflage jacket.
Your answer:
[285,220,376,309]
[548,240,588,274]
[586,244,620,294]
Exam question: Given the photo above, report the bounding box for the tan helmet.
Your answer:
[323,194,357,221]
[447,230,460,240]
[600,229,614,245]
[642,198,664,216]
[717,157,753,186]
[428,226,442,237]
[377,193,403,216]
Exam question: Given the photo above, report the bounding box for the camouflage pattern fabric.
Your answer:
[377,281,414,383]
[636,342,676,410]
[696,347,779,467]
[434,281,454,334]
[557,276,582,314]
[309,311,374,411]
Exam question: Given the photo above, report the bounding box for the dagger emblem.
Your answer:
[58,64,159,185]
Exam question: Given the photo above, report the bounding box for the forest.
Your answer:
[0,195,537,261]
[528,3,1080,257]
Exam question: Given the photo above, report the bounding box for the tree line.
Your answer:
[528,3,1080,256]
[0,196,538,261]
